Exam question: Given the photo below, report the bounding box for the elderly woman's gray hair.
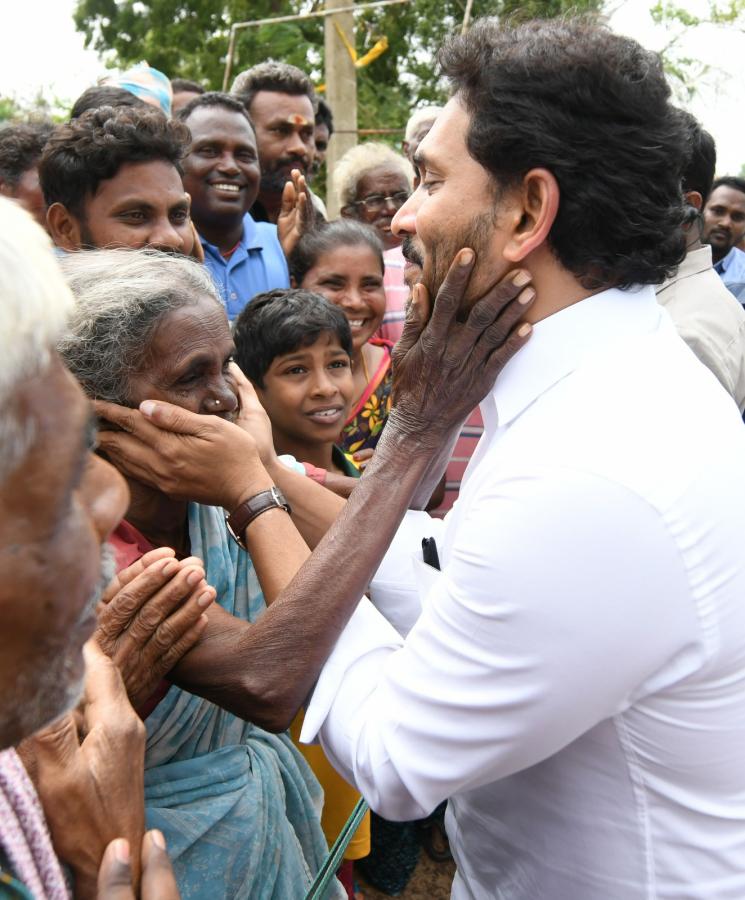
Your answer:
[58,248,223,405]
[332,142,414,211]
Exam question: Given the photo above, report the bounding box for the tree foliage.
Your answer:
[73,0,603,130]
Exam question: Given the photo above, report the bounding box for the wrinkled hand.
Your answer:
[97,831,180,899]
[95,399,271,511]
[277,169,313,258]
[96,548,215,710]
[390,250,534,446]
[230,362,278,467]
[20,642,146,900]
[187,219,205,264]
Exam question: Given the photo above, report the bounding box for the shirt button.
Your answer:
[231,292,237,299]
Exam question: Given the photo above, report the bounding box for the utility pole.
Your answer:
[324,0,358,218]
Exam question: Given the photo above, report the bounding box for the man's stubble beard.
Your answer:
[421,211,497,316]
[0,543,117,748]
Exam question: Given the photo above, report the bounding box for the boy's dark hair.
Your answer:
[678,110,716,205]
[231,61,317,113]
[289,219,384,286]
[171,78,206,95]
[711,176,745,198]
[0,122,54,187]
[315,99,334,135]
[70,85,147,120]
[233,288,352,388]
[39,105,190,218]
[177,91,253,128]
[439,17,689,289]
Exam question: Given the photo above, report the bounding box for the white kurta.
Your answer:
[302,285,745,899]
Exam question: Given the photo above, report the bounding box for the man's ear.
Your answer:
[502,168,560,264]
[684,189,703,212]
[290,275,298,288]
[46,202,83,251]
[0,177,15,199]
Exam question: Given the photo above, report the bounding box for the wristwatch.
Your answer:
[225,486,291,550]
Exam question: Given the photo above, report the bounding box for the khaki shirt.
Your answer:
[657,245,745,412]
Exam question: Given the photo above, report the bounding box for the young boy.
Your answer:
[233,287,371,896]
[232,287,361,496]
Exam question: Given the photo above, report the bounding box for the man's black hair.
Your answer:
[171,78,206,95]
[315,99,334,136]
[711,176,745,198]
[0,122,54,187]
[233,288,353,388]
[438,17,689,289]
[39,105,189,219]
[176,91,253,129]
[231,61,317,113]
[678,110,716,205]
[289,219,384,286]
[70,85,147,120]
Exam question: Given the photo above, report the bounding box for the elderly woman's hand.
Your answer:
[20,642,146,900]
[389,250,534,449]
[97,831,180,900]
[229,362,278,467]
[96,548,215,711]
[95,400,273,512]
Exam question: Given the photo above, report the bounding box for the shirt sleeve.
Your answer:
[301,468,704,821]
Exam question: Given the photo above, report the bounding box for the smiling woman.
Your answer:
[57,248,340,900]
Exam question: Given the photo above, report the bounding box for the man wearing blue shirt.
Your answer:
[703,176,745,303]
[178,92,290,320]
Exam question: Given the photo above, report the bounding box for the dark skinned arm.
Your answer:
[95,254,534,731]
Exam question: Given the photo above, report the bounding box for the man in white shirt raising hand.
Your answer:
[97,17,745,899]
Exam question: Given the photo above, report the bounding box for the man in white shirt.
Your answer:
[95,16,745,899]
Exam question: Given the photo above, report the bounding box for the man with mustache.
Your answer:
[231,61,317,225]
[93,18,745,898]
[703,175,745,302]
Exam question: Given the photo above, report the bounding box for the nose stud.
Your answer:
[209,398,222,409]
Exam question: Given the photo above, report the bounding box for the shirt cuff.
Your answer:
[300,597,403,744]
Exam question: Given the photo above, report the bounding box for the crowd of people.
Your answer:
[3,14,745,900]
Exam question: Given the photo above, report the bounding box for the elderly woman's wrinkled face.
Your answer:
[127,295,239,418]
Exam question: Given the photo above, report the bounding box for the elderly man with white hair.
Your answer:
[402,106,443,168]
[335,142,415,344]
[0,197,179,899]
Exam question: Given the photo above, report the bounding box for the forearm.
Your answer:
[238,416,438,731]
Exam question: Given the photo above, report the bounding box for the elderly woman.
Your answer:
[57,248,343,900]
[333,142,414,344]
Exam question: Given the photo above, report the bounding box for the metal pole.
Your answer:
[461,0,475,34]
[223,26,237,91]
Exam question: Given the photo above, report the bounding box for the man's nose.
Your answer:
[286,130,309,160]
[217,152,240,175]
[392,193,418,236]
[79,454,130,544]
[148,218,186,253]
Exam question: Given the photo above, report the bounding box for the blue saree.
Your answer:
[142,504,342,900]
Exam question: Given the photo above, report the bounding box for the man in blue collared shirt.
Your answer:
[703,176,745,303]
[178,92,290,320]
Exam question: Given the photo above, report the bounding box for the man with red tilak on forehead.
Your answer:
[231,61,318,226]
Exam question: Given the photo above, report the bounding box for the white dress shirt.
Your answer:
[301,285,745,899]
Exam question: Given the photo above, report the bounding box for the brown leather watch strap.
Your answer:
[225,486,291,550]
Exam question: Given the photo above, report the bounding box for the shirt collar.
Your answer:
[716,246,738,274]
[199,212,264,255]
[490,284,663,428]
